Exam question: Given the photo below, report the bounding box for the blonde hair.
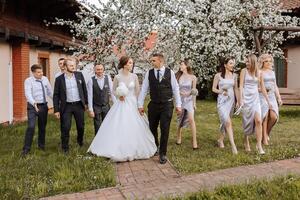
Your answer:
[247,54,258,77]
[258,53,274,69]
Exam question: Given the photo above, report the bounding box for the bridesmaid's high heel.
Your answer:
[256,145,265,155]
[232,146,238,155]
[217,140,225,148]
[244,142,251,152]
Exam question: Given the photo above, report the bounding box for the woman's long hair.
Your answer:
[247,53,258,77]
[118,56,130,69]
[219,56,235,78]
[176,59,193,81]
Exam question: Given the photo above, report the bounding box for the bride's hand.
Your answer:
[119,96,125,101]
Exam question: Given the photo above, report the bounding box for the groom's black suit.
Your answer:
[53,71,88,151]
[147,68,174,157]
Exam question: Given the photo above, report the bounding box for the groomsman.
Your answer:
[22,64,53,156]
[55,58,65,78]
[53,58,88,153]
[87,63,116,135]
[138,53,181,164]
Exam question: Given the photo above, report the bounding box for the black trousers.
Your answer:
[60,102,85,151]
[147,101,174,156]
[93,104,110,135]
[23,103,48,151]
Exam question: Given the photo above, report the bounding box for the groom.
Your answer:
[138,53,181,164]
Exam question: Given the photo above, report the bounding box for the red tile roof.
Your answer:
[281,0,300,10]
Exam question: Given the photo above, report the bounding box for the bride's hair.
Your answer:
[118,56,130,69]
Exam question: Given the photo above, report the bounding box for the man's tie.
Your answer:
[157,69,160,81]
[36,79,46,103]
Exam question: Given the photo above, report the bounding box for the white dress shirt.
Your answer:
[64,73,81,102]
[24,76,53,106]
[87,74,116,112]
[138,66,181,108]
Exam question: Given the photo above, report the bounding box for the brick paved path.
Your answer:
[42,156,300,200]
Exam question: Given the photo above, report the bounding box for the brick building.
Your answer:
[0,0,82,123]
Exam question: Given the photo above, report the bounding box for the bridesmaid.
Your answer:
[212,56,239,154]
[258,54,282,145]
[175,59,198,150]
[239,54,270,154]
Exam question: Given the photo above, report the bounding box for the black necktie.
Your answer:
[157,69,160,81]
[36,80,46,103]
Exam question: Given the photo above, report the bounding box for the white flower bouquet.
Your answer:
[190,88,198,96]
[115,82,129,97]
[265,84,274,94]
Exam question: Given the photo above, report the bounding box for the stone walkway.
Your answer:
[42,156,300,200]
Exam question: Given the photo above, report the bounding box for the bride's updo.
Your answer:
[118,56,130,69]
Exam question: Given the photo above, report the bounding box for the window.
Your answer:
[38,53,50,78]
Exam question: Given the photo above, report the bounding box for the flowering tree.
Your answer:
[53,0,299,87]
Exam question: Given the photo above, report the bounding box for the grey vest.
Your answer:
[92,75,110,107]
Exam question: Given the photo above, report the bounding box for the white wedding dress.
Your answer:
[87,71,157,162]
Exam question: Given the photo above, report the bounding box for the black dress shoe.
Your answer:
[38,146,45,151]
[62,148,69,154]
[159,155,167,164]
[21,150,29,157]
[78,142,83,147]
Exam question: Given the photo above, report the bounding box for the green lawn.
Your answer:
[168,100,300,174]
[170,175,300,200]
[1,100,300,199]
[0,115,115,200]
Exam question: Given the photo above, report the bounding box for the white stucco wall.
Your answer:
[0,42,12,123]
[287,46,300,89]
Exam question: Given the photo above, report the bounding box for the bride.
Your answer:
[87,56,157,161]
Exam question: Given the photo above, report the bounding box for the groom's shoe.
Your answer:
[78,141,83,147]
[21,149,29,157]
[159,155,167,164]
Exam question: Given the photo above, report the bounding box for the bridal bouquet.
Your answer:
[115,82,129,97]
[234,104,251,116]
[265,84,275,94]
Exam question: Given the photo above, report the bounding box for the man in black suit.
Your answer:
[53,58,88,153]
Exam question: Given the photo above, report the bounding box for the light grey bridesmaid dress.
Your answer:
[242,70,261,135]
[259,71,279,120]
[177,79,194,128]
[217,74,236,134]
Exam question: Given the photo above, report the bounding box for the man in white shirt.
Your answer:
[22,64,53,156]
[138,53,182,164]
[87,63,116,135]
[54,57,65,78]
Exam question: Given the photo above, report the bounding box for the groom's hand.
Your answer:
[89,111,95,118]
[138,108,144,116]
[54,112,60,119]
[176,107,182,115]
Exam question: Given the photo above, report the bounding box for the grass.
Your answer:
[1,100,300,199]
[170,175,300,200]
[0,114,115,200]
[167,100,300,174]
